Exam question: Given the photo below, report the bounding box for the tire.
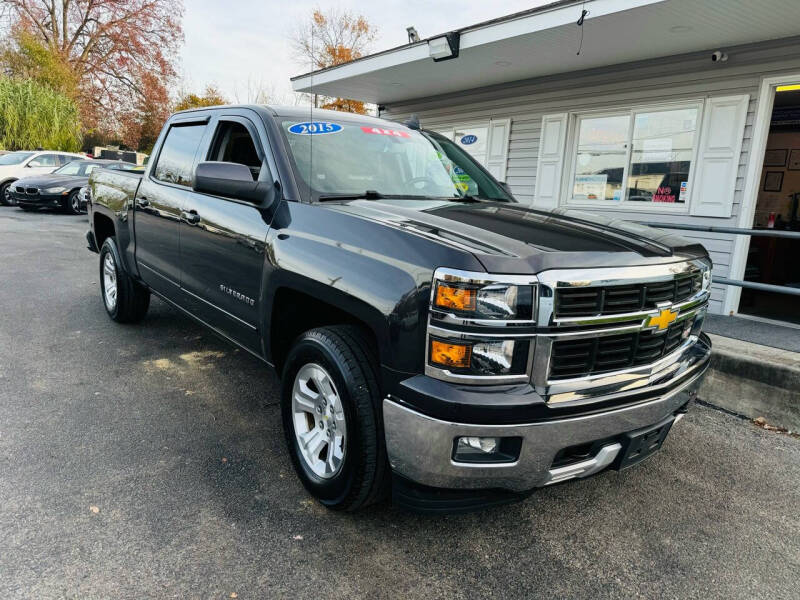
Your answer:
[0,182,15,206]
[99,237,150,323]
[64,190,82,214]
[281,325,387,511]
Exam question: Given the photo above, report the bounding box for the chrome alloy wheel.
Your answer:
[291,363,347,479]
[71,193,81,213]
[102,252,118,310]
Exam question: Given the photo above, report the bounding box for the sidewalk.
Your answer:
[698,314,800,430]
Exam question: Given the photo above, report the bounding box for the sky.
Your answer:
[180,0,550,104]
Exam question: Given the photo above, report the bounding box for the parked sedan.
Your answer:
[11,160,133,214]
[0,150,87,206]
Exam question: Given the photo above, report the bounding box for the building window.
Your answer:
[568,104,700,208]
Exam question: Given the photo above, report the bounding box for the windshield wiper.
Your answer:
[440,195,483,203]
[318,190,385,201]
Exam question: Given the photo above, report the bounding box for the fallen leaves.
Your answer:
[753,416,799,438]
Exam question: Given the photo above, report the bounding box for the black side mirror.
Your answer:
[193,161,273,204]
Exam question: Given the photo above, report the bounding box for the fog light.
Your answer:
[452,436,522,464]
[457,436,499,454]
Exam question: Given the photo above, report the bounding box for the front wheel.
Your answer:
[0,182,15,206]
[64,190,82,214]
[281,325,387,511]
[99,237,150,323]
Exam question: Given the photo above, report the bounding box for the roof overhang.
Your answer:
[291,0,800,104]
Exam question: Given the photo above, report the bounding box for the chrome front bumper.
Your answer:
[384,339,710,492]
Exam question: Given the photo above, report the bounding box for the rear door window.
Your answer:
[153,123,207,187]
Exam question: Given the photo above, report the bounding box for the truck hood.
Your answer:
[12,174,87,189]
[322,199,709,273]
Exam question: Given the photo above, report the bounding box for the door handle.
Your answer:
[182,209,201,225]
[138,196,150,207]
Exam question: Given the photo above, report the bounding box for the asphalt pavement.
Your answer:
[1,207,798,599]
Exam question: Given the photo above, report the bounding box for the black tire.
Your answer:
[0,182,15,206]
[281,325,388,511]
[99,237,150,323]
[64,189,82,214]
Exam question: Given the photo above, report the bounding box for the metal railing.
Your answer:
[638,222,800,297]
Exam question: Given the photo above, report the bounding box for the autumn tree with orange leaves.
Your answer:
[291,8,376,114]
[0,0,183,150]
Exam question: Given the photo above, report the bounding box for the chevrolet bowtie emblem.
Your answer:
[648,307,678,330]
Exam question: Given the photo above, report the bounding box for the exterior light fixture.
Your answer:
[428,32,460,62]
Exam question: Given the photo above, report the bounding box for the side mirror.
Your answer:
[193,161,273,204]
[28,160,42,168]
[499,181,513,196]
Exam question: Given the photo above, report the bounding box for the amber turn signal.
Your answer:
[429,339,472,369]
[434,283,476,312]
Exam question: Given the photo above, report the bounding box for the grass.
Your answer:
[0,77,82,151]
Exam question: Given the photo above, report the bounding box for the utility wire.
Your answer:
[576,1,588,56]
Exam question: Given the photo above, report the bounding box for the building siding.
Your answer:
[383,37,800,315]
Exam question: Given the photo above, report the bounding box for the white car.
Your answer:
[0,150,87,206]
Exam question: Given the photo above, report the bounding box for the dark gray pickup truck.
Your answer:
[87,105,712,512]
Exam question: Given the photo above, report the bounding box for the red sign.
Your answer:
[361,126,411,138]
[653,186,676,203]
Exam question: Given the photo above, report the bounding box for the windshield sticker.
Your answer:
[460,134,478,145]
[360,126,411,138]
[288,122,343,135]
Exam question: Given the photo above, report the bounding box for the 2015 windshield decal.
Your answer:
[288,122,342,135]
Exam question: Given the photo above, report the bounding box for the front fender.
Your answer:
[262,201,484,374]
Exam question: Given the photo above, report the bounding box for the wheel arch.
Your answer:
[266,283,386,379]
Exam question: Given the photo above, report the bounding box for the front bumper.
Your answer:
[384,334,710,494]
[13,192,64,208]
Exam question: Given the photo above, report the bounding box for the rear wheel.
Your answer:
[0,182,15,206]
[281,325,387,511]
[64,190,82,214]
[99,237,150,323]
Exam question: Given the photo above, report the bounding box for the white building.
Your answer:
[292,0,800,325]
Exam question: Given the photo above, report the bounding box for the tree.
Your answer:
[291,8,376,114]
[0,76,81,151]
[1,29,79,99]
[174,85,228,112]
[0,0,184,149]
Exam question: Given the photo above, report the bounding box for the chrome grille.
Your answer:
[549,320,692,380]
[554,272,701,317]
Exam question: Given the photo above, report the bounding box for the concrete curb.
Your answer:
[697,334,800,430]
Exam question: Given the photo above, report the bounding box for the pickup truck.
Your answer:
[86,105,712,513]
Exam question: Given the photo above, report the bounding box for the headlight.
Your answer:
[432,276,535,322]
[702,268,712,291]
[45,186,68,194]
[428,337,531,377]
[427,269,537,383]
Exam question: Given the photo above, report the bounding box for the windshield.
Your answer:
[54,161,94,176]
[279,118,512,202]
[0,152,34,165]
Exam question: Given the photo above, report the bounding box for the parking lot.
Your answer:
[0,207,798,599]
